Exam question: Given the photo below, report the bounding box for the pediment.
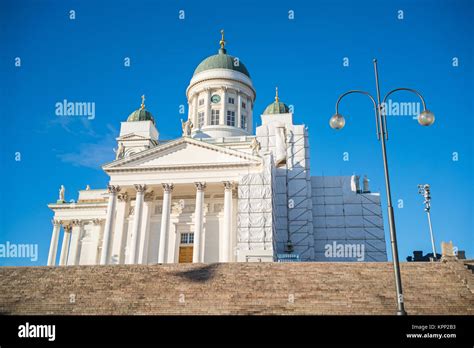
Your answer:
[117,133,148,141]
[104,137,261,171]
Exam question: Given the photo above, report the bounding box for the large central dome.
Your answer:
[193,49,251,77]
[186,30,255,139]
[193,32,250,78]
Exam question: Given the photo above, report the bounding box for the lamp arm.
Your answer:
[335,90,381,139]
[382,88,427,110]
[379,88,428,140]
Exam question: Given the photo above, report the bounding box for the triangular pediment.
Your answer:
[116,133,148,141]
[103,137,261,171]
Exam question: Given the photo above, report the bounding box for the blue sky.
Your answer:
[0,0,472,266]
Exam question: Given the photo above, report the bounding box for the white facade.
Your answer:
[47,35,387,265]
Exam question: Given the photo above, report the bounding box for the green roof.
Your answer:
[263,101,290,115]
[127,108,155,124]
[193,48,250,77]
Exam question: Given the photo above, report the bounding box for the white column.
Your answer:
[205,88,211,125]
[193,94,198,127]
[222,182,233,262]
[59,224,72,266]
[127,184,146,264]
[100,185,120,265]
[158,183,174,263]
[67,220,83,265]
[92,219,104,264]
[138,191,154,264]
[237,92,242,129]
[193,182,206,263]
[111,192,130,264]
[47,219,61,266]
[168,222,178,263]
[220,88,227,125]
[248,98,253,131]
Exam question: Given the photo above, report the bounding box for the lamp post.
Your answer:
[418,184,437,260]
[329,59,435,316]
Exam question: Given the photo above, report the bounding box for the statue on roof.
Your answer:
[114,142,125,160]
[58,185,65,202]
[181,118,193,137]
[350,174,360,193]
[363,175,370,193]
[250,137,261,156]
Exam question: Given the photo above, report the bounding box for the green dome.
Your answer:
[127,108,155,124]
[263,88,290,114]
[193,48,251,78]
[263,101,290,114]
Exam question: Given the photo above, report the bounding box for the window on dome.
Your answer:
[198,112,205,128]
[198,99,204,106]
[211,109,220,125]
[241,114,247,129]
[228,97,235,104]
[242,101,246,109]
[226,111,235,126]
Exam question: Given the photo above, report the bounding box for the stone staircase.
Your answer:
[0,260,472,315]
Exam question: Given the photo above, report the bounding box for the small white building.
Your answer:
[47,33,387,265]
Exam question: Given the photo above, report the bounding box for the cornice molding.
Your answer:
[103,136,262,173]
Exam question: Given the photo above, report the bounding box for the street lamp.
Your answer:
[418,184,437,261]
[329,59,435,315]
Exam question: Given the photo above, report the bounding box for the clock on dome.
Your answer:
[211,94,221,103]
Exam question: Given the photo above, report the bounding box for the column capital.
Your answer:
[92,218,104,226]
[71,219,83,227]
[134,184,147,193]
[117,192,130,202]
[51,219,62,227]
[107,185,121,194]
[223,181,234,191]
[63,224,72,233]
[162,183,174,192]
[195,182,207,191]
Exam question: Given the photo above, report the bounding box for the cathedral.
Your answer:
[47,32,387,266]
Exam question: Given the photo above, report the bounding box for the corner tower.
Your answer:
[186,30,256,139]
[115,95,159,159]
[256,88,315,261]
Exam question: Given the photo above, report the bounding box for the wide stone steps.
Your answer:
[0,261,472,315]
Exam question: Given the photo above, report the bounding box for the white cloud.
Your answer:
[57,124,117,169]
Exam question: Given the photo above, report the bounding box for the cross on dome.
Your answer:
[126,95,155,124]
[219,29,225,49]
[219,29,227,54]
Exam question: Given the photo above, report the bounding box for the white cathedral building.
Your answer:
[47,32,387,266]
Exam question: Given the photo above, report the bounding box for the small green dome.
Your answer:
[263,88,289,114]
[127,96,155,124]
[263,101,290,115]
[193,48,251,77]
[127,108,155,123]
